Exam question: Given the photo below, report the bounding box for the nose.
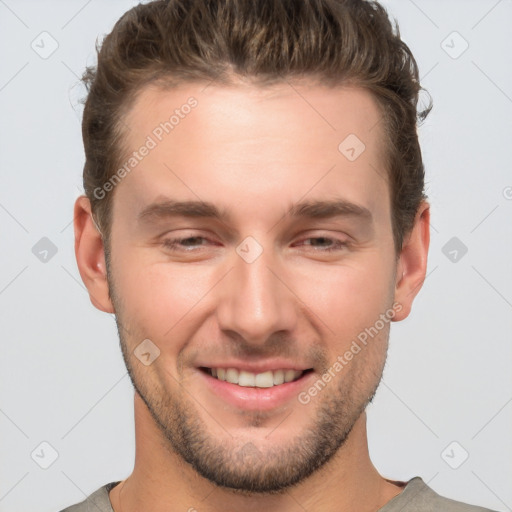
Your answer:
[215,242,298,346]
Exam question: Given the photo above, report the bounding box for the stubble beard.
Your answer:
[106,258,387,495]
[115,321,385,495]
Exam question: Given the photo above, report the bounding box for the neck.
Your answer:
[110,394,404,512]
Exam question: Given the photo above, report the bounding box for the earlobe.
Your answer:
[392,201,430,322]
[74,196,115,313]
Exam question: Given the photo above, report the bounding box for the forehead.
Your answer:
[116,79,389,226]
[125,79,384,146]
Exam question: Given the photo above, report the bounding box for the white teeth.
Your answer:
[209,367,304,387]
[273,369,285,385]
[255,371,274,388]
[284,369,297,383]
[238,370,255,387]
[226,368,238,384]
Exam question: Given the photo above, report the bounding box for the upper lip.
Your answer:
[197,359,313,373]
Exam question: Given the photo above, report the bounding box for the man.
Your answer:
[62,0,496,510]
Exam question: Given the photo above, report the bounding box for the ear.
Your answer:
[74,196,114,313]
[392,201,430,321]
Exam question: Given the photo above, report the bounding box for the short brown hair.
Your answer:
[81,0,431,251]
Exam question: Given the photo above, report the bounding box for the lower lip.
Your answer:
[197,369,314,411]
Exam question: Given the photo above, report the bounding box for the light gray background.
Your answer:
[0,1,511,511]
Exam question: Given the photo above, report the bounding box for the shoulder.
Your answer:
[381,476,499,512]
[58,481,119,512]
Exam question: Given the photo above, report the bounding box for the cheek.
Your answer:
[111,253,217,341]
[292,256,395,348]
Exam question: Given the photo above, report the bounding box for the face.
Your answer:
[102,80,404,492]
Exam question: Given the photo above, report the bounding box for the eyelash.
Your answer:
[161,236,348,253]
[162,236,211,251]
[299,237,348,252]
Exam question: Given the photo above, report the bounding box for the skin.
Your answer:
[74,78,430,512]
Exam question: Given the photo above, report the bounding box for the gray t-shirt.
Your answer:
[59,477,498,511]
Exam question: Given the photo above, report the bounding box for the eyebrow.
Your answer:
[137,197,373,224]
[288,199,372,221]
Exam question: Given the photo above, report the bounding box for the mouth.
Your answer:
[199,367,314,388]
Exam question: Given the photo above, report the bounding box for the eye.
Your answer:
[162,236,210,251]
[295,236,348,252]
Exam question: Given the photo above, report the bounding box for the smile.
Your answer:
[201,367,311,388]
